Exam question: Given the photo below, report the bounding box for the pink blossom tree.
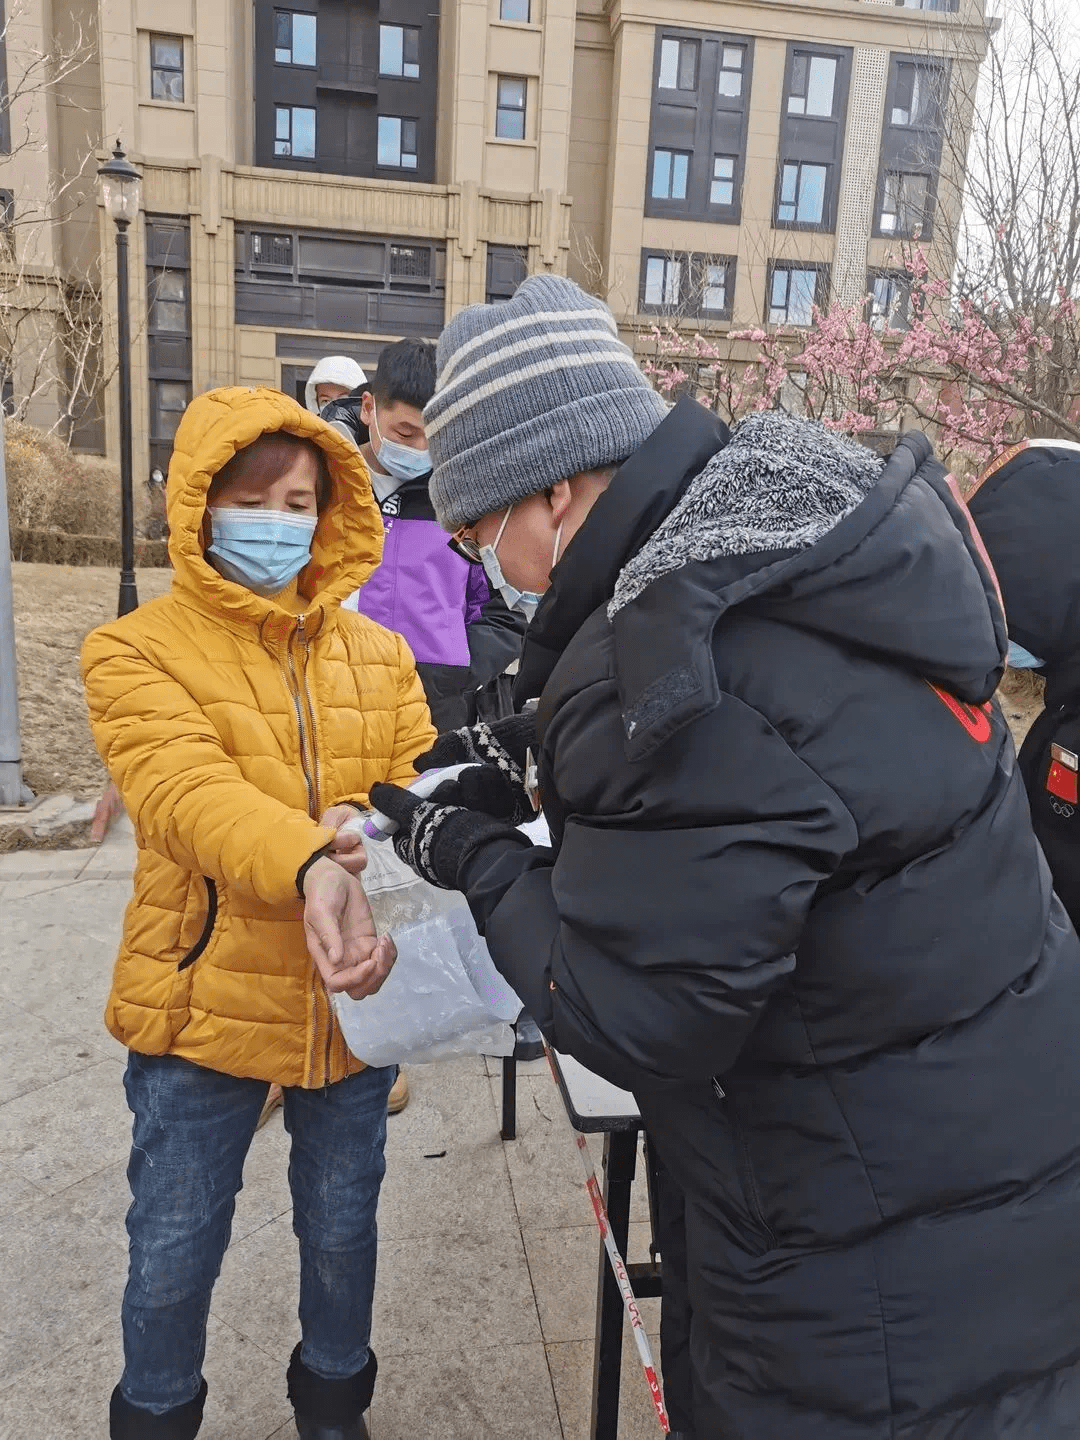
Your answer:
[641,242,1075,477]
[643,0,1080,477]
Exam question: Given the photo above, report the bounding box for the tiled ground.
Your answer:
[0,820,666,1439]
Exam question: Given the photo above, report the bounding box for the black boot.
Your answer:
[110,1380,208,1439]
[287,1344,376,1440]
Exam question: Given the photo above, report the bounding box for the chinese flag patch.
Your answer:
[1047,745,1079,804]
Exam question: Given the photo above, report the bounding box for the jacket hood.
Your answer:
[966,439,1080,710]
[518,405,1007,759]
[166,386,384,629]
[610,414,1007,759]
[611,412,884,614]
[304,356,367,414]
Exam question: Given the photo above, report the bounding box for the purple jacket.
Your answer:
[340,474,524,729]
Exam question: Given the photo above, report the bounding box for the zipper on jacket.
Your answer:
[296,615,324,824]
[285,622,317,820]
[276,614,326,1086]
[295,614,334,1087]
[177,877,218,970]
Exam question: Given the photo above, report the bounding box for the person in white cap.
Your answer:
[304,356,367,415]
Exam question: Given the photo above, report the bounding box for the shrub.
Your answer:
[8,529,168,565]
[5,419,158,560]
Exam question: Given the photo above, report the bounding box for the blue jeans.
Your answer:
[119,1052,395,1414]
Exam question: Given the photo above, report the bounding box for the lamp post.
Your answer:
[97,140,142,618]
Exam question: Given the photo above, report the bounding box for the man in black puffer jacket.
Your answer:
[967,439,1080,932]
[370,277,1080,1438]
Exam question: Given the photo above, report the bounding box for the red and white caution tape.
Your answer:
[571,1127,670,1434]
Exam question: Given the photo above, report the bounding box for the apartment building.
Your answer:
[0,0,990,481]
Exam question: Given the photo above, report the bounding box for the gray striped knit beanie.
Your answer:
[425,274,670,531]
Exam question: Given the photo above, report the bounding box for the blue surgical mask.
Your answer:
[1007,641,1045,670]
[207,508,318,597]
[479,505,563,623]
[372,406,431,482]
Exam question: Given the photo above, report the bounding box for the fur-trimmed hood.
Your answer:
[610,412,883,616]
[518,403,1008,762]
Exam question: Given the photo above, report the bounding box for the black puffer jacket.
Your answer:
[461,402,1080,1437]
[968,440,1080,931]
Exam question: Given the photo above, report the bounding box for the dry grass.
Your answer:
[4,419,157,560]
[11,562,172,800]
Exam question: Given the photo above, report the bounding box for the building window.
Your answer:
[874,54,945,240]
[149,271,188,333]
[768,265,826,326]
[254,0,437,181]
[700,261,731,314]
[891,62,939,127]
[495,76,527,139]
[658,37,699,92]
[152,381,190,444]
[710,156,736,207]
[777,161,828,226]
[868,272,911,331]
[274,12,317,67]
[487,245,528,303]
[773,44,850,237]
[879,171,930,235]
[499,0,530,19]
[275,104,316,158]
[377,115,418,168]
[146,217,192,479]
[717,45,745,99]
[234,225,446,338]
[150,35,184,103]
[251,231,294,269]
[895,0,958,12]
[389,244,431,281]
[0,188,13,260]
[641,251,736,319]
[787,52,838,117]
[643,255,682,309]
[647,29,752,224]
[379,24,420,79]
[651,149,690,201]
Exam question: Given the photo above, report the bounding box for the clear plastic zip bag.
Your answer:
[330,835,525,1066]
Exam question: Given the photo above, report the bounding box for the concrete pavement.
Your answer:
[0,819,665,1439]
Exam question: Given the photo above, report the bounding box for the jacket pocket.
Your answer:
[720,1085,778,1253]
[178,877,218,971]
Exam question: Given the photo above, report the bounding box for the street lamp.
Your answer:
[97,140,142,617]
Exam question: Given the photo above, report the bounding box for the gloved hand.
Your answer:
[413,713,537,825]
[416,712,536,774]
[368,780,528,890]
[422,762,536,825]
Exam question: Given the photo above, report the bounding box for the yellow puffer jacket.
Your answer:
[81,387,435,1087]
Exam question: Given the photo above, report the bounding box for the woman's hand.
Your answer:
[319,803,368,878]
[302,856,396,1000]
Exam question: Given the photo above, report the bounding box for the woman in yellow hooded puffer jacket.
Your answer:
[81,386,435,1440]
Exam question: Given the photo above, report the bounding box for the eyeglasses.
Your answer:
[448,504,515,566]
[447,528,482,565]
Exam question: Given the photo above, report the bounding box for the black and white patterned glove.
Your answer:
[412,713,537,825]
[367,781,528,890]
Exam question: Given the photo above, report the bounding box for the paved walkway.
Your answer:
[0,821,664,1440]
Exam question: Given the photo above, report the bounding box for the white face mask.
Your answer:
[479,504,564,623]
[371,405,430,482]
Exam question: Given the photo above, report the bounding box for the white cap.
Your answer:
[304,356,367,414]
